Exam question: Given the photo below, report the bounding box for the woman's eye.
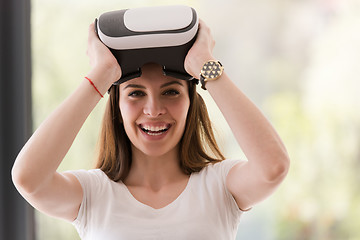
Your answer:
[163,89,180,96]
[128,91,145,97]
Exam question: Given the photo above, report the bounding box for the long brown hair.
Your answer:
[95,80,225,182]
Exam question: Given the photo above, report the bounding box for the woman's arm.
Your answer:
[11,23,121,221]
[185,20,290,211]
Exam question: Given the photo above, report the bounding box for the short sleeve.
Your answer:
[213,159,243,180]
[212,159,247,214]
[65,169,105,238]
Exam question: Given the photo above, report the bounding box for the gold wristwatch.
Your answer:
[199,60,224,90]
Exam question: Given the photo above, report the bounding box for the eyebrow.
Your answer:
[123,81,184,90]
[160,81,184,88]
[123,84,146,90]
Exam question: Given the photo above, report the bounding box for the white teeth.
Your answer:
[142,125,168,132]
[146,132,163,136]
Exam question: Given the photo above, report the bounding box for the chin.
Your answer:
[132,142,180,159]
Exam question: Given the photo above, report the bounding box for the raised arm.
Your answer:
[11,23,121,221]
[185,20,290,211]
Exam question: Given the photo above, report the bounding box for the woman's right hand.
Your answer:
[11,21,123,223]
[86,22,122,90]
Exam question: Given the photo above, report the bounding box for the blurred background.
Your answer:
[29,0,360,239]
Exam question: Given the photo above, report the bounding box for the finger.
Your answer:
[88,22,101,43]
[89,22,95,32]
[198,19,210,32]
[198,18,205,27]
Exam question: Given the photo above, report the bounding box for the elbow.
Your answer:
[12,164,28,194]
[12,160,39,195]
[264,152,290,183]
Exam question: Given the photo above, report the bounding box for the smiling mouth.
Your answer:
[139,124,171,136]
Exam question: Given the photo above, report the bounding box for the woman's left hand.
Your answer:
[184,19,216,78]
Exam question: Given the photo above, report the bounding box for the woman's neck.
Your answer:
[124,145,187,191]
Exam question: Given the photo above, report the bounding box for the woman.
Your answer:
[12,19,290,239]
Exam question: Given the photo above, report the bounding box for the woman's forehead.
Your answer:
[121,78,185,90]
[120,63,185,89]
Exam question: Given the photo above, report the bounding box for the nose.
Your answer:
[143,96,166,117]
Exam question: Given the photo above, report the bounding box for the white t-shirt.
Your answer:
[68,159,244,240]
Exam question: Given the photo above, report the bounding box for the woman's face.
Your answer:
[119,64,190,157]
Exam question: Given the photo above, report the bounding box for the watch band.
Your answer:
[200,75,207,90]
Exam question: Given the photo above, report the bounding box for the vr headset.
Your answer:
[95,5,199,85]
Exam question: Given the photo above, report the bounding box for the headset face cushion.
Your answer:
[96,5,199,85]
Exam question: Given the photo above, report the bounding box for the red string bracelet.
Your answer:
[85,77,103,98]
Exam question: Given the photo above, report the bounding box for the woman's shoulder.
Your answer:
[66,168,106,178]
[65,168,110,189]
[202,159,245,176]
[191,159,245,185]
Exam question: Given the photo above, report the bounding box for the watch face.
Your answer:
[201,60,223,80]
